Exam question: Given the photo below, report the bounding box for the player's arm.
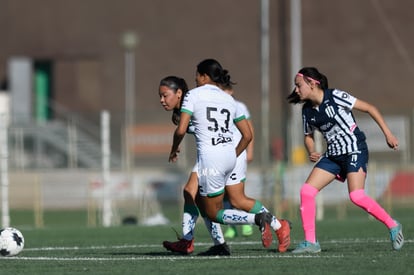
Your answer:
[304,134,320,162]
[353,99,398,150]
[169,112,191,162]
[235,118,252,157]
[246,119,254,163]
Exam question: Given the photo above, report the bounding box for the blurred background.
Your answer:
[0,0,412,228]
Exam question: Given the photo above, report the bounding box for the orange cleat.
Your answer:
[275,219,292,253]
[163,238,194,255]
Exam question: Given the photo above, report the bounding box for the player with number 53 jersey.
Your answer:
[181,84,245,157]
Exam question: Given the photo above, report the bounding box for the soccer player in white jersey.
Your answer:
[287,67,404,253]
[168,59,276,251]
[159,76,230,256]
[160,75,291,255]
[223,87,255,239]
[220,84,291,253]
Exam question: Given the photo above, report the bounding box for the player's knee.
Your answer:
[206,209,218,222]
[300,183,319,199]
[349,189,365,205]
[183,188,196,201]
[227,196,249,210]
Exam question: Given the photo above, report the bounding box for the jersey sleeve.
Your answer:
[180,89,195,115]
[237,101,251,120]
[332,89,357,110]
[302,106,315,135]
[234,101,246,123]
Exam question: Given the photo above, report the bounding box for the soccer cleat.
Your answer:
[389,220,404,250]
[275,219,291,253]
[254,212,273,248]
[197,242,231,256]
[292,240,321,254]
[242,224,253,237]
[163,238,194,254]
[224,226,237,239]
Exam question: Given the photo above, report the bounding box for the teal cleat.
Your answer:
[389,220,404,250]
[292,240,321,254]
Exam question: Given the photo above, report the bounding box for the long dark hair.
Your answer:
[196,58,235,87]
[287,67,329,104]
[159,76,189,125]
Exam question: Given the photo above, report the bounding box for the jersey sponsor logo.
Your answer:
[211,136,232,145]
[230,173,237,180]
[320,122,334,131]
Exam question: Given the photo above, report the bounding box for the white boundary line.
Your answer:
[22,239,412,252]
[2,254,343,261]
[2,239,410,261]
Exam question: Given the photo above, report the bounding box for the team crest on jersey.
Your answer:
[341,92,350,99]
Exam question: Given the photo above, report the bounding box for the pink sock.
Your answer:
[300,183,319,243]
[349,189,397,228]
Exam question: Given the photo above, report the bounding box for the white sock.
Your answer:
[182,212,198,240]
[222,209,256,225]
[203,217,225,245]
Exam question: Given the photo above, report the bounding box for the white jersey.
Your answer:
[191,99,251,186]
[181,84,246,196]
[232,100,251,145]
[181,84,246,155]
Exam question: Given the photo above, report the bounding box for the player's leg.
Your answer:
[162,171,199,254]
[346,149,403,250]
[195,192,229,256]
[225,182,290,251]
[198,193,273,248]
[292,166,335,254]
[223,193,238,238]
[225,148,288,248]
[347,169,404,250]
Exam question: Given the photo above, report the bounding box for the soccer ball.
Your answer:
[0,227,25,256]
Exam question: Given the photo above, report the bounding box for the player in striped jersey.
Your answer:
[287,67,404,253]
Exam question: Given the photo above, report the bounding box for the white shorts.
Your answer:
[195,147,236,197]
[226,150,247,186]
[192,149,247,195]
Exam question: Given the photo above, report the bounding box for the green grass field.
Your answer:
[1,206,413,275]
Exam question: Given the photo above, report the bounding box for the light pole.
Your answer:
[121,31,139,171]
[290,0,305,165]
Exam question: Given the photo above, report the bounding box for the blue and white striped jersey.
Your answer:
[302,89,367,156]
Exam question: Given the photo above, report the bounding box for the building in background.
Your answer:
[0,0,412,169]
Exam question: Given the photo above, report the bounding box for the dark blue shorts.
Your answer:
[315,148,369,182]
